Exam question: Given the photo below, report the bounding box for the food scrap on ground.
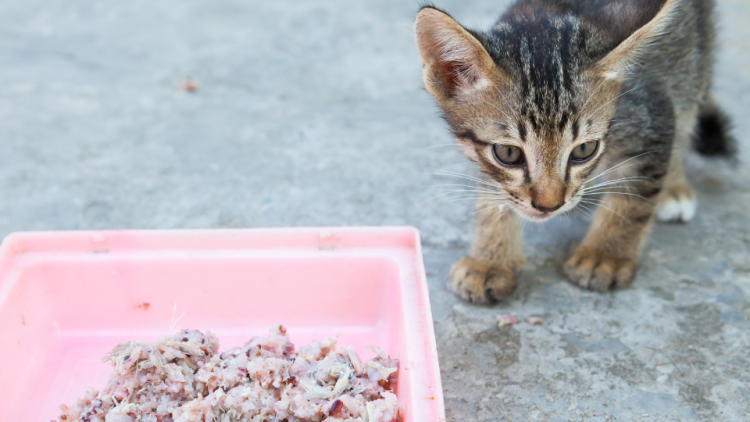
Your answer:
[179,78,197,92]
[526,316,544,326]
[496,314,518,327]
[55,325,401,422]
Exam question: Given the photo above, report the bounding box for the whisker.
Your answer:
[580,191,653,203]
[492,85,519,121]
[582,186,639,195]
[473,203,504,216]
[426,183,503,193]
[581,178,650,192]
[422,191,475,202]
[446,193,507,201]
[438,188,508,198]
[426,193,506,205]
[586,162,642,185]
[441,197,490,205]
[582,182,642,192]
[581,77,610,111]
[582,182,648,194]
[586,162,647,184]
[427,171,499,188]
[589,84,642,117]
[426,189,502,199]
[424,143,458,150]
[575,202,595,218]
[457,199,507,223]
[578,199,632,225]
[420,188,504,206]
[583,150,659,185]
[608,118,638,123]
[580,179,652,198]
[476,92,514,122]
[579,198,616,208]
[435,188,508,197]
[583,175,653,187]
[471,202,507,221]
[581,187,636,196]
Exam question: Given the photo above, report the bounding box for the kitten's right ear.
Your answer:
[414,7,498,101]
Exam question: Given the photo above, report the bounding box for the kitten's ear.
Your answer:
[591,0,680,81]
[414,7,498,100]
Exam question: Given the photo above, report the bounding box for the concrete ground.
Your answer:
[1,1,749,420]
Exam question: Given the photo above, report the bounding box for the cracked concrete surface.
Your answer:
[1,1,749,421]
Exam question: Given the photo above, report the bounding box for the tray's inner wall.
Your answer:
[0,253,404,420]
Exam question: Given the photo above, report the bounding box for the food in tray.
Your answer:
[55,325,401,422]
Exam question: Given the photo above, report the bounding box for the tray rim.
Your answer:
[0,226,446,422]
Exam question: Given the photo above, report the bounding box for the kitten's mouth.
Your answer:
[513,200,577,222]
[516,207,559,222]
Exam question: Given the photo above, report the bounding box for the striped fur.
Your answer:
[415,0,732,303]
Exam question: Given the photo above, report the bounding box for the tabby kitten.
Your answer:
[414,0,735,303]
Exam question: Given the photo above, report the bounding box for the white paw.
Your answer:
[656,196,696,222]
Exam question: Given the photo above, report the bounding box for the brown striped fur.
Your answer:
[415,0,733,302]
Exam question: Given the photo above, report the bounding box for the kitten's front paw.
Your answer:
[563,247,636,291]
[447,256,517,304]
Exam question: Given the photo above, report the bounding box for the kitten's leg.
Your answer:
[656,108,698,222]
[565,105,698,290]
[564,164,665,291]
[447,194,524,304]
[655,156,696,222]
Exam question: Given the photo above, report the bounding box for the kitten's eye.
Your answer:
[493,144,525,166]
[570,140,599,162]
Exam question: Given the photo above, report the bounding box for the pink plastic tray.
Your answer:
[0,227,445,421]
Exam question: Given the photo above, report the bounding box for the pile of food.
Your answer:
[56,326,401,422]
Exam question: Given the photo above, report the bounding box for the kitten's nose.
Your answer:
[529,175,565,213]
[531,201,564,213]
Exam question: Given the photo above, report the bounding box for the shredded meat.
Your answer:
[55,326,401,422]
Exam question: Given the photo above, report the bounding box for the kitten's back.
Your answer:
[497,0,715,116]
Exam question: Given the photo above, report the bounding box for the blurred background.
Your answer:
[2,1,750,421]
[0,0,485,243]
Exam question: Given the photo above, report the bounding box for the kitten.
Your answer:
[414,0,735,303]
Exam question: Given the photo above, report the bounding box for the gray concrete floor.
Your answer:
[1,1,749,421]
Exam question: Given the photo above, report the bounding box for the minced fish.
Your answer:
[55,325,401,422]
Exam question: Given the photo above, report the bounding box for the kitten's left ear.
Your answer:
[591,0,681,81]
[414,7,501,101]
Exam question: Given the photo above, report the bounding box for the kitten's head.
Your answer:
[414,0,676,221]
